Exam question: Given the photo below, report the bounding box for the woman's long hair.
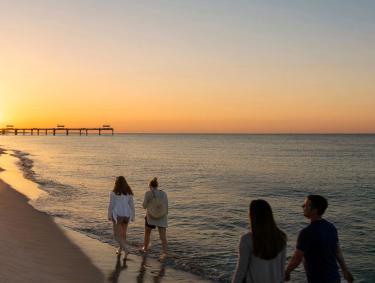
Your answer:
[250,199,286,260]
[113,176,133,195]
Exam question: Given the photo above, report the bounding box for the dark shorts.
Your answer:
[144,216,167,230]
[113,216,129,224]
[145,216,156,229]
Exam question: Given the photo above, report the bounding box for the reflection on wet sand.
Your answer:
[137,253,166,283]
[108,255,128,283]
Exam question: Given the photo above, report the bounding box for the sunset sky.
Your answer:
[0,1,374,133]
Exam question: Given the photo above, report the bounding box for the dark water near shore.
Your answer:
[1,134,374,282]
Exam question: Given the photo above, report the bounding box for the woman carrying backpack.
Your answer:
[142,177,168,261]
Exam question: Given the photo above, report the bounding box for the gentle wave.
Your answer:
[9,148,218,281]
[1,134,374,282]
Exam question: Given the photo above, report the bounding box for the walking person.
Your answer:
[108,176,135,258]
[232,199,287,283]
[142,177,168,261]
[285,195,354,283]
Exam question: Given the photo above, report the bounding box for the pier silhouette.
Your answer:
[0,125,114,136]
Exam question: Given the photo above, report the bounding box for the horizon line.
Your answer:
[113,132,375,135]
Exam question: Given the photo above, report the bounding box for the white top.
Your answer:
[142,188,168,228]
[232,232,286,283]
[107,192,135,223]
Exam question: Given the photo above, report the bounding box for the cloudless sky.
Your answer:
[1,0,374,133]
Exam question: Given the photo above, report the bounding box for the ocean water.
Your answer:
[0,134,374,282]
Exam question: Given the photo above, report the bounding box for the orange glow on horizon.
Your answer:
[1,2,374,134]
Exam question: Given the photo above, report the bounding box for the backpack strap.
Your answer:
[151,189,157,198]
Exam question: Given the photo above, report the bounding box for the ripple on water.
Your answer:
[1,135,375,282]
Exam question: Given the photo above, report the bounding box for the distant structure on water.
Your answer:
[0,125,114,136]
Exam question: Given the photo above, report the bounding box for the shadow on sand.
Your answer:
[108,254,128,283]
[137,253,166,283]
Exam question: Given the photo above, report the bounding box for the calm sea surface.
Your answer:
[0,134,374,282]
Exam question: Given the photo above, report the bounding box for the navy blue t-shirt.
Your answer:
[297,219,340,283]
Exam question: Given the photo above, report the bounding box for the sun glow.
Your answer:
[0,2,374,133]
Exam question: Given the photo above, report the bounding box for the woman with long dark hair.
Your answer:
[232,199,287,283]
[108,176,135,258]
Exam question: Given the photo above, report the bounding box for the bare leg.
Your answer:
[143,226,152,251]
[158,227,168,256]
[113,222,122,254]
[119,223,129,255]
[113,222,117,241]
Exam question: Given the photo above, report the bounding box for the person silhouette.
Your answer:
[142,177,168,261]
[232,199,287,283]
[108,176,135,258]
[285,195,354,283]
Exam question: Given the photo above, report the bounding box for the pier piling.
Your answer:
[0,127,114,136]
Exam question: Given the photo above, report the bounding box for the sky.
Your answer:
[0,0,374,133]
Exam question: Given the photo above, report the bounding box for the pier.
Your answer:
[0,127,114,136]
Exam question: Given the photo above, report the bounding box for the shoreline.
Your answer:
[0,178,104,282]
[0,148,211,282]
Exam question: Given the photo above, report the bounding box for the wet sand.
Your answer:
[0,179,104,283]
[63,226,211,283]
[0,148,210,282]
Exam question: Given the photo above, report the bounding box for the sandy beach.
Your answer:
[0,149,210,282]
[0,179,104,283]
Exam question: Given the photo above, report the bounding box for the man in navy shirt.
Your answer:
[285,195,354,283]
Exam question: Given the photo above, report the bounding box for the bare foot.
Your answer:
[159,253,168,262]
[140,246,149,253]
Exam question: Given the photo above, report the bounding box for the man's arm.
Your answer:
[284,249,304,281]
[336,244,354,283]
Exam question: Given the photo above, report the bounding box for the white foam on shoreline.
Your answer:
[0,148,211,282]
[0,149,47,200]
